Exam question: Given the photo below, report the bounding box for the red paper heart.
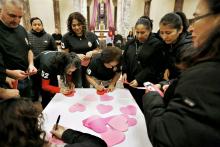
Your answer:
[96,89,107,95]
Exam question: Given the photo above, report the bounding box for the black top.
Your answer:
[62,129,107,147]
[143,59,220,147]
[122,34,166,85]
[164,32,192,79]
[113,34,123,47]
[52,33,62,41]
[28,30,57,57]
[0,20,31,82]
[86,54,121,81]
[35,51,81,87]
[61,32,99,54]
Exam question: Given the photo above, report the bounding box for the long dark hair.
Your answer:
[0,98,46,147]
[182,0,220,65]
[51,52,81,86]
[67,12,87,37]
[100,46,122,64]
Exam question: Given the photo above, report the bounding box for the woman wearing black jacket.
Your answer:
[159,12,192,79]
[143,0,220,146]
[122,16,166,110]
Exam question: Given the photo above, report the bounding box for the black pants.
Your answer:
[30,73,41,102]
[41,90,55,108]
[81,66,90,88]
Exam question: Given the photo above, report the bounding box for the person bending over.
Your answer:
[86,46,122,92]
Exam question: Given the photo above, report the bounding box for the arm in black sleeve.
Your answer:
[72,68,82,88]
[142,92,174,147]
[62,129,107,147]
[122,43,130,74]
[135,66,154,84]
[49,35,58,51]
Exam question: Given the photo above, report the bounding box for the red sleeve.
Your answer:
[42,79,60,93]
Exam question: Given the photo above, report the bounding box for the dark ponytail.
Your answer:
[135,16,153,31]
[160,12,187,32]
[175,11,189,32]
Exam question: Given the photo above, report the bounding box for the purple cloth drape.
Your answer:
[106,0,114,30]
[90,0,98,30]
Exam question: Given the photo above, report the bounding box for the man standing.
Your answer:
[113,31,124,49]
[0,0,37,97]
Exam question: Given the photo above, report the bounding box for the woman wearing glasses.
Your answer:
[86,46,122,92]
[159,12,192,80]
[143,0,220,146]
[122,16,166,111]
[61,12,100,88]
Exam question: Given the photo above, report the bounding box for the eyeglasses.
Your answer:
[189,13,213,25]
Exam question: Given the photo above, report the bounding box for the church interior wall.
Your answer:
[24,0,199,36]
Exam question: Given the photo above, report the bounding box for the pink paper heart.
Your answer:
[96,104,113,114]
[83,115,102,127]
[101,128,125,147]
[83,94,97,101]
[100,94,114,101]
[83,116,108,133]
[120,105,137,115]
[108,115,128,132]
[47,135,64,145]
[127,118,137,127]
[69,103,86,112]
[88,119,108,133]
[103,116,115,124]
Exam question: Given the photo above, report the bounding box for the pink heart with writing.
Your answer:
[127,118,137,127]
[83,94,97,101]
[108,115,128,132]
[120,105,137,115]
[69,103,86,112]
[96,104,113,114]
[100,94,114,101]
[83,116,108,133]
[101,128,125,147]
[83,115,101,126]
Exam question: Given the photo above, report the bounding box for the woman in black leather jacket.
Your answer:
[122,16,166,110]
[143,0,220,146]
[159,12,192,79]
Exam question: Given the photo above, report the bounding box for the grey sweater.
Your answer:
[28,30,57,57]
